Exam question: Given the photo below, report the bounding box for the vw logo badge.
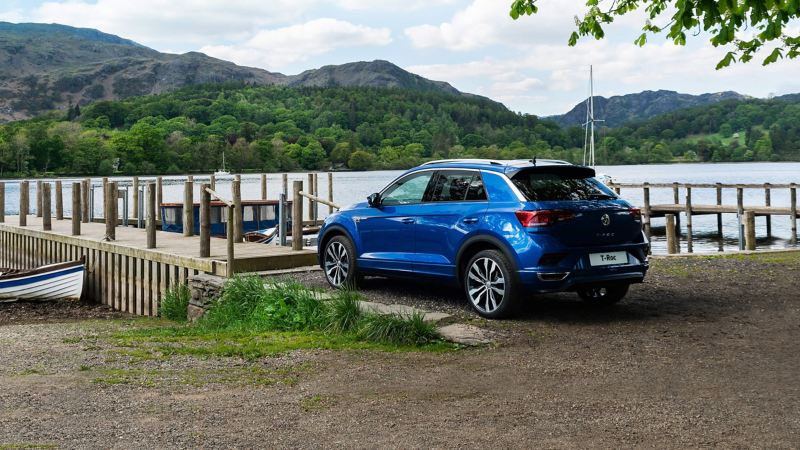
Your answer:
[600,213,611,226]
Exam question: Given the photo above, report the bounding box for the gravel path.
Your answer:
[1,254,799,448]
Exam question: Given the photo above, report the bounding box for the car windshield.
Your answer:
[512,169,613,201]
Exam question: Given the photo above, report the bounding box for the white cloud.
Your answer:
[404,0,587,50]
[0,9,23,22]
[339,0,457,10]
[30,0,318,48]
[201,18,392,71]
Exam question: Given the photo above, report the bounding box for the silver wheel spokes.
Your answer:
[324,242,350,287]
[467,257,505,313]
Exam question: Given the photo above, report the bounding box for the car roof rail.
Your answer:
[420,159,505,166]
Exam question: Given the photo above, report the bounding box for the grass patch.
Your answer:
[111,276,453,360]
[358,312,439,346]
[160,284,191,322]
[91,366,300,387]
[300,394,335,412]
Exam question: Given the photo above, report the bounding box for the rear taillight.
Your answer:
[515,210,576,227]
[629,208,642,221]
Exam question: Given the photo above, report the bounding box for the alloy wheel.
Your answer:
[466,257,505,313]
[324,241,350,287]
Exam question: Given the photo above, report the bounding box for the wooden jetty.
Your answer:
[609,182,798,253]
[0,173,338,316]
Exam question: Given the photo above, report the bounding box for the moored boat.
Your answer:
[0,257,85,301]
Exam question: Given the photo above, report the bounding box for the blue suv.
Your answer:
[317,159,649,318]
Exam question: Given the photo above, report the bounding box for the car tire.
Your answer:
[322,236,359,289]
[577,284,629,306]
[463,249,518,319]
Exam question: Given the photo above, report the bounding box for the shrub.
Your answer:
[358,312,439,346]
[325,291,363,333]
[160,284,190,322]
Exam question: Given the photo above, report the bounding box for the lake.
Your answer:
[2,162,798,254]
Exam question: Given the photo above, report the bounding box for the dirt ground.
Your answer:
[1,253,799,448]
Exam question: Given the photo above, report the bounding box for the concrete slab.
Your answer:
[357,301,452,324]
[437,323,495,346]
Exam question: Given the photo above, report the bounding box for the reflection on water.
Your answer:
[2,162,798,254]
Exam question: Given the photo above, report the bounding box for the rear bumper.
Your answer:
[517,248,649,293]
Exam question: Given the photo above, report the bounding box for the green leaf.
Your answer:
[763,47,783,65]
[634,33,648,46]
[568,31,580,46]
[715,51,736,69]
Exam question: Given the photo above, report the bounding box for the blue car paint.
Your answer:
[318,161,649,294]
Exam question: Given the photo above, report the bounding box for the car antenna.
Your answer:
[531,157,537,166]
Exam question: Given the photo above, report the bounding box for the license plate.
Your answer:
[589,251,628,266]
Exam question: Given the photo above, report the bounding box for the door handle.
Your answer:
[462,217,479,224]
[400,218,415,224]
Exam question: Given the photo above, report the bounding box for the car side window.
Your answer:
[428,171,488,202]
[381,171,434,206]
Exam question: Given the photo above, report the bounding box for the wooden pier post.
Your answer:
[261,174,267,200]
[307,173,314,222]
[764,183,772,237]
[672,182,681,230]
[737,187,745,250]
[791,183,797,241]
[642,182,651,237]
[36,180,43,217]
[282,173,288,197]
[233,175,243,243]
[227,205,235,277]
[105,182,117,241]
[183,180,194,237]
[328,172,334,214]
[19,180,28,226]
[146,183,156,249]
[685,186,693,253]
[199,183,210,257]
[187,175,194,183]
[210,174,216,190]
[132,176,139,222]
[55,180,63,220]
[156,177,163,212]
[292,180,303,251]
[71,182,81,236]
[665,214,678,254]
[744,211,756,251]
[313,173,319,225]
[0,182,4,223]
[715,182,723,237]
[42,183,52,231]
[102,177,108,195]
[82,178,90,223]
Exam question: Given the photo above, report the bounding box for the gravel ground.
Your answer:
[1,253,799,448]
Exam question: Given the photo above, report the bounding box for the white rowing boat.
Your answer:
[0,257,85,301]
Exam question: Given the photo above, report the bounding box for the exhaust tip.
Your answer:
[537,272,570,282]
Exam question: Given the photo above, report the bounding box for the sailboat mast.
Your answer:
[589,65,595,167]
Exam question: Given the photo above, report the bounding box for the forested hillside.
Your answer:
[0,84,581,176]
[0,84,798,177]
[600,98,800,164]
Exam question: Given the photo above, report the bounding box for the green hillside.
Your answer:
[1,84,799,177]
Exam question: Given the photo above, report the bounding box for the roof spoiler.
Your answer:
[506,165,596,179]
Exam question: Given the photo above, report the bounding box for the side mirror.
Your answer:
[367,193,382,208]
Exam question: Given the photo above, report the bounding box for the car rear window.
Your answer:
[511,169,612,201]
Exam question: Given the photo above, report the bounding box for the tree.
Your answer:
[348,151,375,171]
[509,0,800,68]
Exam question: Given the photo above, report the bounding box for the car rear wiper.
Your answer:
[587,193,616,200]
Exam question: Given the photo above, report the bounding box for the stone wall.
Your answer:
[187,273,226,321]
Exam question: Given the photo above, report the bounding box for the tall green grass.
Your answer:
[193,276,440,346]
[159,284,190,322]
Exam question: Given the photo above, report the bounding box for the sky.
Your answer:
[1,0,799,116]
